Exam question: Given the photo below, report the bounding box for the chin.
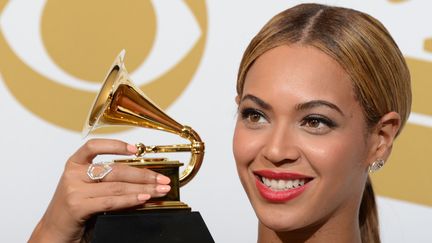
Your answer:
[262,220,296,232]
[260,218,306,234]
[255,205,307,232]
[258,212,326,239]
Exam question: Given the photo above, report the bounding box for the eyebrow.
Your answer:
[241,94,344,116]
[241,94,272,110]
[295,100,345,116]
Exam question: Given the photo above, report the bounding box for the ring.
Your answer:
[87,162,113,182]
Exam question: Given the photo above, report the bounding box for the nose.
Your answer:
[262,124,301,165]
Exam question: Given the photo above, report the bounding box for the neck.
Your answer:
[257,214,361,243]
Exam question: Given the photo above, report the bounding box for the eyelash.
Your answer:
[240,108,268,124]
[239,108,338,132]
[300,115,337,129]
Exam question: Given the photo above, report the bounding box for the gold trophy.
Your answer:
[84,51,213,243]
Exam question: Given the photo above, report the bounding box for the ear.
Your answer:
[368,111,402,165]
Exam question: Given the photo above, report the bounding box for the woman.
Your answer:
[29,3,411,243]
[233,3,410,242]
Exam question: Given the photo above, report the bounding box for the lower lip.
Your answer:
[255,177,309,202]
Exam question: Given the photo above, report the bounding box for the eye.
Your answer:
[131,1,201,85]
[1,1,200,91]
[305,118,323,128]
[240,108,268,126]
[300,115,337,134]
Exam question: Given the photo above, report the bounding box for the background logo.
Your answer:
[0,0,207,132]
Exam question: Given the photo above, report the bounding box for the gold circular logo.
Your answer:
[0,0,207,132]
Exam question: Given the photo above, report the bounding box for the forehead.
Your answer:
[243,44,356,110]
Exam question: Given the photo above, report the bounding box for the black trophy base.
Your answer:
[91,210,214,243]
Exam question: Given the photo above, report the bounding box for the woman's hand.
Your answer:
[28,139,171,243]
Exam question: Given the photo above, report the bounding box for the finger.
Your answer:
[83,194,152,216]
[100,164,171,185]
[68,139,137,165]
[82,181,171,198]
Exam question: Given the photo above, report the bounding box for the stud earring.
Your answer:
[369,159,385,173]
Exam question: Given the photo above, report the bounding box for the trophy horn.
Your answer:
[83,50,204,187]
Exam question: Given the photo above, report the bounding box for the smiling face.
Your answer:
[233,44,377,233]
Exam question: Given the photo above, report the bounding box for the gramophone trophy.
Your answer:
[84,50,213,243]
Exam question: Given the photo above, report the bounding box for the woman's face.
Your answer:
[233,45,376,231]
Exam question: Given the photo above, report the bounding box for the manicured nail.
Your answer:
[137,193,151,201]
[156,185,171,193]
[156,174,171,184]
[127,144,137,153]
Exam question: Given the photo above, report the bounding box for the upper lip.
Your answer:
[254,169,314,180]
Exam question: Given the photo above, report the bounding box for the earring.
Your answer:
[369,159,385,173]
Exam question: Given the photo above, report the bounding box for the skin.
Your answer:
[233,45,401,242]
[29,139,172,243]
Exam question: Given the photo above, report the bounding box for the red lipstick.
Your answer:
[254,170,312,202]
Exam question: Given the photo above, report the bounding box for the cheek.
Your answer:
[232,122,262,168]
[233,121,267,201]
[233,122,249,167]
[312,138,360,167]
[306,134,368,186]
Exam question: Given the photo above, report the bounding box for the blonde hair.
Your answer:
[236,3,411,242]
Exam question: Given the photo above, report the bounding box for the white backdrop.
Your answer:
[1,1,432,242]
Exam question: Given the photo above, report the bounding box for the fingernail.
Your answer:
[127,144,137,153]
[156,185,171,193]
[137,193,151,201]
[156,174,171,184]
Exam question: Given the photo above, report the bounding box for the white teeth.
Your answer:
[287,180,293,189]
[261,177,307,191]
[277,180,285,188]
[271,179,278,188]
